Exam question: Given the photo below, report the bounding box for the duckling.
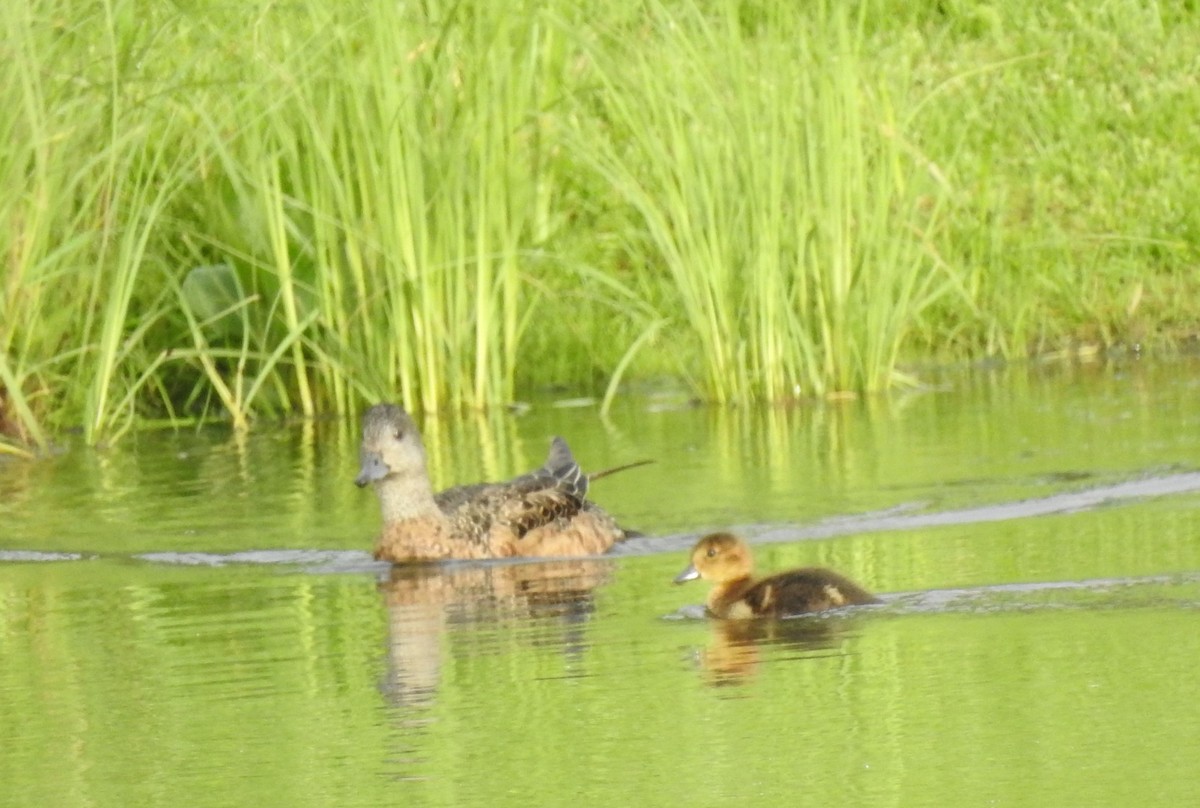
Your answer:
[673,532,881,618]
[355,403,637,563]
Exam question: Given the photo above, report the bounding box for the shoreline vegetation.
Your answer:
[3,0,1198,454]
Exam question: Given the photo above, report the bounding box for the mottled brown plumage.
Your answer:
[673,532,881,618]
[355,403,633,563]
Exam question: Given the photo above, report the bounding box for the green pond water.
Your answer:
[3,359,1200,807]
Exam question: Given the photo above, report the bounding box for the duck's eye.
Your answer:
[393,429,404,440]
[705,547,717,558]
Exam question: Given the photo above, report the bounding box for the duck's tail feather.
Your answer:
[539,438,653,501]
[542,436,588,498]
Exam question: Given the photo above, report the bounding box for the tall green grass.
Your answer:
[0,0,191,450]
[2,0,1198,452]
[170,0,610,418]
[579,2,953,400]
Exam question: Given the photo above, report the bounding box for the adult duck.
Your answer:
[356,403,638,563]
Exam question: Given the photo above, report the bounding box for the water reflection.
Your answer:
[688,614,870,688]
[379,559,614,707]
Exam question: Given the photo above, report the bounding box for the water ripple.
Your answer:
[617,467,1200,553]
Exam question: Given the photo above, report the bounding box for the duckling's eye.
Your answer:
[393,429,404,440]
[705,547,717,558]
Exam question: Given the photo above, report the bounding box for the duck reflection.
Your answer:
[378,558,614,707]
[697,616,865,687]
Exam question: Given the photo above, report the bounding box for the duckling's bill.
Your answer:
[673,563,700,584]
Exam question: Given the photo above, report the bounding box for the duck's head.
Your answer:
[673,532,754,585]
[355,404,428,487]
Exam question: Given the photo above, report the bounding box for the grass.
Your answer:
[580,1,954,400]
[2,0,1199,451]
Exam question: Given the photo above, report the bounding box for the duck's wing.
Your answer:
[496,480,587,536]
[498,439,592,529]
[439,438,647,511]
[479,436,588,496]
[439,474,585,542]
[463,439,592,537]
[438,438,632,543]
[433,483,489,513]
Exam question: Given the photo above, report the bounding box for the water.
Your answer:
[3,358,1200,807]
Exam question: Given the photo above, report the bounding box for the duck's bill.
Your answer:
[673,564,700,584]
[355,451,389,487]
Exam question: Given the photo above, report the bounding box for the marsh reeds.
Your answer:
[176,0,584,417]
[2,0,1197,449]
[1,0,188,449]
[581,2,953,401]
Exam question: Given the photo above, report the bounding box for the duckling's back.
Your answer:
[737,567,881,617]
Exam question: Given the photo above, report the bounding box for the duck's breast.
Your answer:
[376,517,490,563]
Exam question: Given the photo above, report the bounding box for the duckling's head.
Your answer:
[355,404,428,488]
[673,532,754,585]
